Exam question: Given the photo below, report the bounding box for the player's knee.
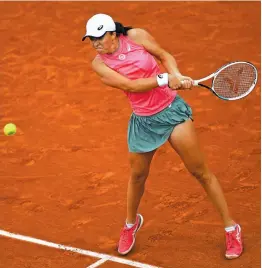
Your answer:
[190,164,211,185]
[130,169,149,184]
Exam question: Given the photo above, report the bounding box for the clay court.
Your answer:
[0,2,261,268]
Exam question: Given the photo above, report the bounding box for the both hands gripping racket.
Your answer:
[191,61,258,100]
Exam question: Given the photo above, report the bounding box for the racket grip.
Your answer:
[193,80,199,86]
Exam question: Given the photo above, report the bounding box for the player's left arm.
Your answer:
[128,28,192,86]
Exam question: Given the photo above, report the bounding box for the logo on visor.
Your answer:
[97,25,104,30]
[158,74,163,79]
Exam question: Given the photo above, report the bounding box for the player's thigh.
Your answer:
[168,119,207,174]
[129,150,156,178]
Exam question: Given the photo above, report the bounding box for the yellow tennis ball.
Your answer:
[3,123,17,136]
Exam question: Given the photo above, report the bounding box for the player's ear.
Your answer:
[111,32,117,40]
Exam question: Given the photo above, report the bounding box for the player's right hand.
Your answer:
[168,74,183,90]
[168,74,193,90]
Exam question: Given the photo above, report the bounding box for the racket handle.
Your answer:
[193,80,199,86]
[181,80,197,87]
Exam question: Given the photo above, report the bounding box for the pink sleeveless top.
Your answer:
[98,35,177,116]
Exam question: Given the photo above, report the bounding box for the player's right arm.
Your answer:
[92,56,159,93]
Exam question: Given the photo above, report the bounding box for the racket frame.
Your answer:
[193,61,258,100]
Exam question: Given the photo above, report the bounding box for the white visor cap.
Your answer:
[82,14,116,41]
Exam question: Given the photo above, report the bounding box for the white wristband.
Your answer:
[156,73,169,87]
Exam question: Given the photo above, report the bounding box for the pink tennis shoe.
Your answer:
[118,215,243,259]
[118,214,144,255]
[225,224,243,259]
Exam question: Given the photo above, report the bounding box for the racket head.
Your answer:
[211,61,258,101]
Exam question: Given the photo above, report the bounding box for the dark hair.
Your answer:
[114,22,132,36]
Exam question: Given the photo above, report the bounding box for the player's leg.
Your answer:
[127,150,156,223]
[118,150,156,255]
[168,119,243,259]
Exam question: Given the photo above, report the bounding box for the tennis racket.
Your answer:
[192,61,258,100]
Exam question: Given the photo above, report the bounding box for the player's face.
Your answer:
[89,32,117,54]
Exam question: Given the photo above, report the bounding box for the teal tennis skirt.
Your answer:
[127,95,193,153]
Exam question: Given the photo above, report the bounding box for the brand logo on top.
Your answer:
[118,54,126,60]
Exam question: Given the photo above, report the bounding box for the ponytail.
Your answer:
[114,22,133,36]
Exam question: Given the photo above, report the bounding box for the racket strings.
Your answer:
[213,63,256,99]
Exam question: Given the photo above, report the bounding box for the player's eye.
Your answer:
[89,33,107,42]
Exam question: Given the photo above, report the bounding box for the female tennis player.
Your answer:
[82,13,243,259]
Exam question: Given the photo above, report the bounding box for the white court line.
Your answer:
[0,229,161,268]
[87,257,111,268]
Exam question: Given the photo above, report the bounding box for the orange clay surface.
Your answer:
[0,2,260,268]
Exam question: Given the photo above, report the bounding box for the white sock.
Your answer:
[126,221,135,229]
[225,224,237,232]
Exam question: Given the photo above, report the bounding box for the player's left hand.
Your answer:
[177,75,193,89]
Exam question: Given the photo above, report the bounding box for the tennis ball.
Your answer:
[3,123,17,136]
